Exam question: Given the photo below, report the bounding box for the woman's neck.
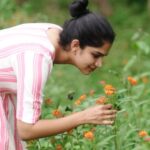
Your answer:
[47,28,72,64]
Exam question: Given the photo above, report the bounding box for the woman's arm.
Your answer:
[17,104,116,140]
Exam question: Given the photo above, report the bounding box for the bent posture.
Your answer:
[0,0,116,149]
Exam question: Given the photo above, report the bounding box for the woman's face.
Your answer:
[72,42,112,75]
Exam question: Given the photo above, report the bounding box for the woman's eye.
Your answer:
[92,54,100,58]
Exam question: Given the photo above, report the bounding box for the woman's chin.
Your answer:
[80,69,92,75]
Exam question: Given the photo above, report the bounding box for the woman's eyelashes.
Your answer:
[92,52,104,58]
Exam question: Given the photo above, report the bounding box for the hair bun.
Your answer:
[69,0,90,18]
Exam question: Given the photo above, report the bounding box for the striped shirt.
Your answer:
[0,23,62,150]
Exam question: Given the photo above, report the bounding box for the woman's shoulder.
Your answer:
[13,23,62,31]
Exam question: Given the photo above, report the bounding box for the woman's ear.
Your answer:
[70,39,80,54]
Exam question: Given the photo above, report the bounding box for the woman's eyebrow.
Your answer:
[94,51,108,56]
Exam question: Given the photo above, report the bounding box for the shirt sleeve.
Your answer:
[13,51,53,124]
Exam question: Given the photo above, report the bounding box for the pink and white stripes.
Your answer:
[0,23,60,149]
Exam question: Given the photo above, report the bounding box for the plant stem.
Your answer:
[114,119,119,150]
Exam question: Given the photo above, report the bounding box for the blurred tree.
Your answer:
[94,0,112,16]
[0,0,16,20]
[126,0,147,12]
[15,0,27,5]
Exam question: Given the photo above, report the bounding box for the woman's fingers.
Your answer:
[102,110,117,115]
[101,104,113,110]
[101,120,114,125]
[101,114,116,120]
[82,104,117,125]
[99,114,116,125]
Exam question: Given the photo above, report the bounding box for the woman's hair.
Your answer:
[59,0,115,50]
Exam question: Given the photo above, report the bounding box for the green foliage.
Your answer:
[26,29,150,150]
[21,0,46,13]
[55,0,71,9]
[0,0,16,20]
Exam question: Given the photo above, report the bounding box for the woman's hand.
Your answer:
[17,104,116,140]
[81,104,116,125]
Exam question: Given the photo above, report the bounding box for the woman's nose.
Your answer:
[95,58,102,67]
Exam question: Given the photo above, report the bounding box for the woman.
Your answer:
[0,0,116,149]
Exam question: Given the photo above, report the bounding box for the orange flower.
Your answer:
[74,99,81,105]
[96,96,107,104]
[45,98,52,105]
[128,76,137,85]
[56,144,63,150]
[83,131,94,140]
[138,130,148,137]
[79,94,87,101]
[104,84,116,95]
[89,89,95,96]
[52,109,62,118]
